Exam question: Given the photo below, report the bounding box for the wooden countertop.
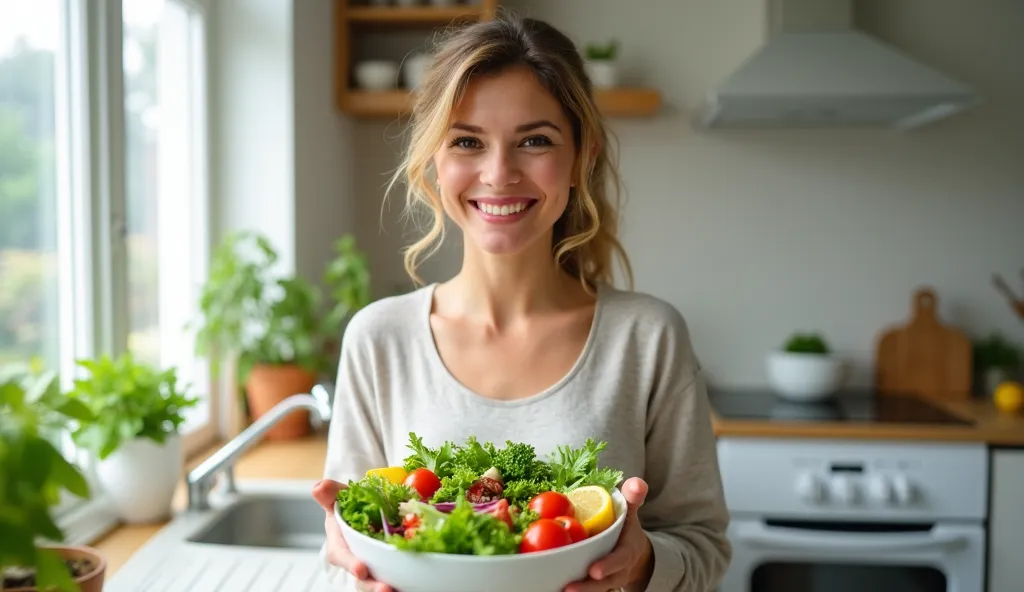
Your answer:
[91,395,1024,577]
[91,432,330,577]
[711,395,1024,446]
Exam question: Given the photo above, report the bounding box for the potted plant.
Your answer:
[193,231,371,440]
[973,332,1021,395]
[1,361,106,592]
[584,39,619,89]
[766,332,846,402]
[66,353,198,524]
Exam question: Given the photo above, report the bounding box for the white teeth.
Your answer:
[477,202,530,216]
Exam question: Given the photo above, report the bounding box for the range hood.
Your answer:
[697,0,981,130]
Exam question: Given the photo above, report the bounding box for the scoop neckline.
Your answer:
[418,282,607,408]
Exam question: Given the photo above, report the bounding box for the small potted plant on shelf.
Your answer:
[973,332,1021,395]
[67,352,198,524]
[193,231,371,440]
[1,361,106,592]
[766,332,846,402]
[584,39,619,89]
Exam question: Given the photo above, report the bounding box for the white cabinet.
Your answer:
[988,448,1024,592]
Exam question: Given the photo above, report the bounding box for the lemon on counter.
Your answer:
[567,485,616,537]
[994,381,1023,415]
[366,466,409,484]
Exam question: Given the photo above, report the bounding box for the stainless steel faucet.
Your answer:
[186,384,333,511]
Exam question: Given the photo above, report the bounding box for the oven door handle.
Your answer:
[735,522,969,553]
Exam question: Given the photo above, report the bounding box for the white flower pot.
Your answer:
[96,433,182,524]
[766,351,846,402]
[585,60,618,89]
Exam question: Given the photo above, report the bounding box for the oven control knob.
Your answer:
[891,474,915,505]
[795,473,825,503]
[865,474,893,504]
[829,475,858,504]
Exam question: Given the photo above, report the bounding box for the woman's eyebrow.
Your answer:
[450,120,562,134]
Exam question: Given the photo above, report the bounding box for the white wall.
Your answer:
[350,0,1024,389]
[211,0,353,288]
[210,0,296,273]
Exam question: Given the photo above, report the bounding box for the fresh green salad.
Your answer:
[336,432,624,555]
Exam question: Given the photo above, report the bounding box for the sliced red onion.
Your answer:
[431,499,502,513]
[380,509,393,536]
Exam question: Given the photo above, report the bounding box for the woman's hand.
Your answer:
[563,478,655,592]
[312,479,396,592]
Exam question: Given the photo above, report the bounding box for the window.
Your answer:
[122,0,213,454]
[0,0,213,541]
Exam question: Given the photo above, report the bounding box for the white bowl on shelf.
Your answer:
[334,488,627,592]
[354,60,399,91]
[766,351,846,402]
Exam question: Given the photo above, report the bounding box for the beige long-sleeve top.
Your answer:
[320,282,732,591]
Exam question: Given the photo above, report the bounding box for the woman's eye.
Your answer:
[521,135,553,148]
[450,136,481,149]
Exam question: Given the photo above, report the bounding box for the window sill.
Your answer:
[58,495,121,547]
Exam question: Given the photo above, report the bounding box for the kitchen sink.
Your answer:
[186,493,326,550]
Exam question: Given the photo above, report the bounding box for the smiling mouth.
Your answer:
[468,199,537,217]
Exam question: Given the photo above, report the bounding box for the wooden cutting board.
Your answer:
[875,287,973,400]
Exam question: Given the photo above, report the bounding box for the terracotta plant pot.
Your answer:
[4,545,106,592]
[244,363,317,440]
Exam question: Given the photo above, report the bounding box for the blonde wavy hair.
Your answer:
[385,13,634,293]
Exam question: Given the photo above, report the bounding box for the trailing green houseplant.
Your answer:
[66,353,198,524]
[1,361,106,592]
[67,353,198,461]
[192,230,371,439]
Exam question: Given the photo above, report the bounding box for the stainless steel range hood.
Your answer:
[697,0,981,130]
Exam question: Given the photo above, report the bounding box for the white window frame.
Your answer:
[48,0,218,544]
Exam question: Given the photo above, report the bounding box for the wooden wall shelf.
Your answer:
[334,1,662,119]
[347,6,488,25]
[340,88,662,119]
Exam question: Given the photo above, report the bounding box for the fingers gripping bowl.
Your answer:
[333,433,628,592]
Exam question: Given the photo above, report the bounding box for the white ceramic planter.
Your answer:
[585,60,618,88]
[96,433,182,524]
[766,351,846,402]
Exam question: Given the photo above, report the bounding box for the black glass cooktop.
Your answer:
[708,389,973,425]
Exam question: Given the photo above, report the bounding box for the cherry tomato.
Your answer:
[520,518,573,553]
[488,498,513,530]
[554,516,588,543]
[404,468,442,500]
[401,514,421,539]
[528,491,574,520]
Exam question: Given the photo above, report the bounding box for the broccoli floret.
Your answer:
[492,441,545,482]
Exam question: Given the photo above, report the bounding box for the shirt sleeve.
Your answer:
[319,312,390,591]
[638,307,732,592]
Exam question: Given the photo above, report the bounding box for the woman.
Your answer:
[312,14,731,592]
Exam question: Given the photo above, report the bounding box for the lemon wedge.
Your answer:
[366,466,408,485]
[567,486,616,536]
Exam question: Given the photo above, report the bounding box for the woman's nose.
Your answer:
[479,148,520,188]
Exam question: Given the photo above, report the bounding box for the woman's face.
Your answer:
[433,66,577,257]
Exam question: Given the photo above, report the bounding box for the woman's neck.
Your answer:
[441,238,590,328]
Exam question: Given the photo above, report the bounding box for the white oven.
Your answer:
[716,438,988,592]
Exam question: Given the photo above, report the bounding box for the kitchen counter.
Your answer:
[92,432,330,577]
[92,395,1023,578]
[710,391,1024,446]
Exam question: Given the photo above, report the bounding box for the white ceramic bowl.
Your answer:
[335,488,627,592]
[766,351,846,402]
[354,60,399,91]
